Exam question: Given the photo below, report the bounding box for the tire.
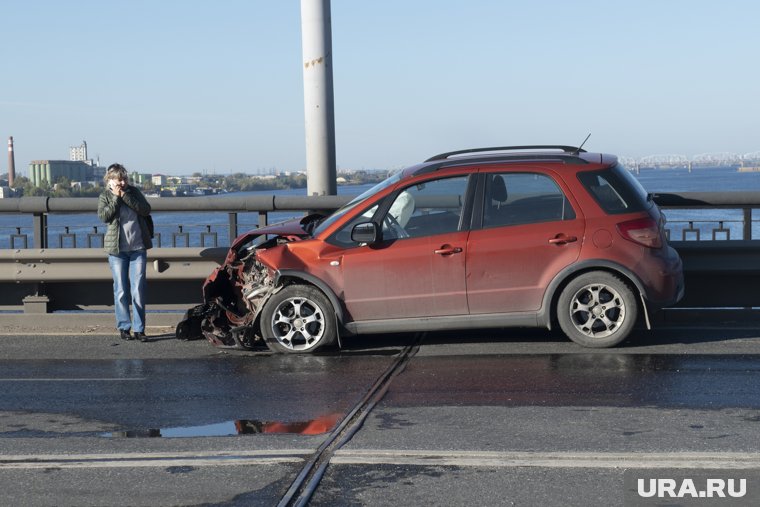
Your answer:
[260,284,337,354]
[556,271,638,348]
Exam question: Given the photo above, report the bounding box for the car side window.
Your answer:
[330,204,380,246]
[383,175,469,240]
[482,173,576,228]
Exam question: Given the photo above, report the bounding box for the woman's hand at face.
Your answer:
[109,179,126,197]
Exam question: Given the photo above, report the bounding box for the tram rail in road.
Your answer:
[277,335,422,507]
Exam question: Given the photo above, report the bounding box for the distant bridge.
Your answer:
[619,152,760,172]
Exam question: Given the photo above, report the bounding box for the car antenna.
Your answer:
[574,133,591,154]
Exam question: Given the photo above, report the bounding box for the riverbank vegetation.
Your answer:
[6,170,389,198]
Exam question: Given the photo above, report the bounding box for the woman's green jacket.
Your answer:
[97,186,153,255]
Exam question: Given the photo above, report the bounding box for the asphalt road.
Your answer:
[1,325,760,506]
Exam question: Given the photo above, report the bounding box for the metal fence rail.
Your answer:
[1,192,759,249]
[0,195,351,249]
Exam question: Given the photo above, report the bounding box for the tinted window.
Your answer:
[577,164,650,214]
[482,173,576,228]
[383,176,469,240]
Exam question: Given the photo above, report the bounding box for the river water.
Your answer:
[1,167,759,249]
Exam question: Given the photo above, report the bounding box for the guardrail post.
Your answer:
[201,225,218,247]
[258,211,268,228]
[58,226,77,248]
[23,293,50,313]
[11,227,28,249]
[87,226,104,248]
[228,212,238,242]
[33,213,48,249]
[172,225,190,247]
[744,207,752,240]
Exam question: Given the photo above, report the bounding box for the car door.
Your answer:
[335,174,473,322]
[466,171,585,314]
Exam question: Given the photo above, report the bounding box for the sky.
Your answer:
[4,0,760,176]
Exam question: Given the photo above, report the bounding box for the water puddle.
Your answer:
[105,413,342,438]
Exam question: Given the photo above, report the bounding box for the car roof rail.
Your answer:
[425,145,586,162]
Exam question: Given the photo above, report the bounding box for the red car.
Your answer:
[178,146,684,352]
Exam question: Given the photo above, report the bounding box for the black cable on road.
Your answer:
[277,334,423,507]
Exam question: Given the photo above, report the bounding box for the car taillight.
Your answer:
[617,217,662,248]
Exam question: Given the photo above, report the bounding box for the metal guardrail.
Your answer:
[0,247,228,314]
[0,192,758,316]
[0,247,226,283]
[0,195,351,249]
[1,192,759,248]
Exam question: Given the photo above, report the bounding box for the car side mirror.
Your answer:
[351,222,380,244]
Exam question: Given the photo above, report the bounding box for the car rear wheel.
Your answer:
[556,271,638,348]
[261,284,337,354]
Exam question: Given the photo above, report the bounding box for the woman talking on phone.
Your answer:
[97,163,153,342]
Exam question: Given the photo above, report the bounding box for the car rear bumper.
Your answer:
[645,245,685,308]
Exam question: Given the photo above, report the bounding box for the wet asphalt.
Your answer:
[1,325,760,506]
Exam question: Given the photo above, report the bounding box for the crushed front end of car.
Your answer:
[176,214,323,349]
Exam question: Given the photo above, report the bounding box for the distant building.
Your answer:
[70,141,88,162]
[28,160,95,187]
[92,164,106,182]
[152,174,167,186]
[130,172,152,185]
[0,186,13,198]
[69,181,98,191]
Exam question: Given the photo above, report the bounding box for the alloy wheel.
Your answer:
[271,297,326,351]
[568,283,627,339]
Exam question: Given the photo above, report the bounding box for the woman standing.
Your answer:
[97,163,153,342]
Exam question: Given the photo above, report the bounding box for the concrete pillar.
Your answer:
[301,0,337,196]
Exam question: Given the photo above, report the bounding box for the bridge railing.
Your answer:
[0,192,758,319]
[0,195,350,250]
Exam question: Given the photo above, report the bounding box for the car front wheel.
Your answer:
[556,272,638,348]
[261,284,337,354]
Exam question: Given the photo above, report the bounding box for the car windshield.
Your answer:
[312,171,402,236]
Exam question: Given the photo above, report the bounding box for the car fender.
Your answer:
[538,259,650,328]
[274,269,346,325]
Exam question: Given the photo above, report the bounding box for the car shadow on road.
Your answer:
[340,325,760,353]
[626,325,760,348]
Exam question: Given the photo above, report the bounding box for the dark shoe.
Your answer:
[134,332,149,342]
[119,329,133,341]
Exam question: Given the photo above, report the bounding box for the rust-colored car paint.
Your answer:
[179,147,684,351]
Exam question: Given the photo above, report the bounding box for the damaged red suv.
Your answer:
[177,146,684,353]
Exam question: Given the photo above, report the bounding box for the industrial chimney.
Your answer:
[7,137,15,188]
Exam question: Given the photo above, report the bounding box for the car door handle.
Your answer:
[434,245,463,256]
[548,234,577,245]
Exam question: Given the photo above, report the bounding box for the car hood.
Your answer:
[229,217,309,250]
[223,213,326,265]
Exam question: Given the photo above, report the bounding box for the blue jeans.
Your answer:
[108,250,147,333]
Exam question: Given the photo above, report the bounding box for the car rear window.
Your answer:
[577,164,650,214]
